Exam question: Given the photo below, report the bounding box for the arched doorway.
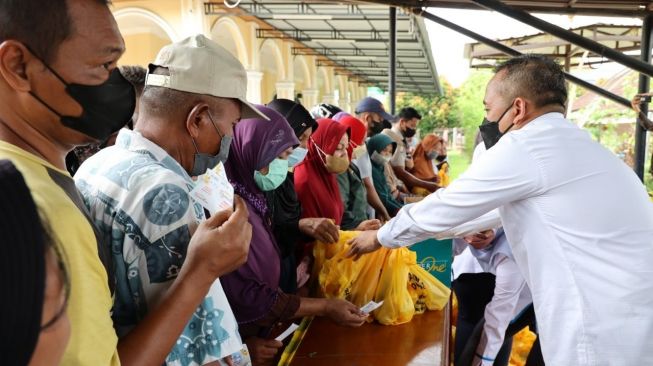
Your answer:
[113,8,176,66]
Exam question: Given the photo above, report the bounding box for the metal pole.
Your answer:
[470,0,653,79]
[389,6,397,115]
[635,15,652,181]
[414,9,632,109]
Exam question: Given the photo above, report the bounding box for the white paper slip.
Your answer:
[360,300,384,314]
[274,323,300,342]
[189,163,234,216]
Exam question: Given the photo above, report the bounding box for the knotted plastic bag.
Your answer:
[314,231,450,326]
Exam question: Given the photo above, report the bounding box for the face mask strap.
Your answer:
[23,44,69,86]
[207,110,225,139]
[310,136,328,166]
[28,91,63,118]
[495,102,514,125]
[189,133,201,154]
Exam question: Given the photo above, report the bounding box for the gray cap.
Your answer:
[354,97,393,121]
[145,34,268,120]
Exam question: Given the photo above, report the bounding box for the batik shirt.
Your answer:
[75,129,242,365]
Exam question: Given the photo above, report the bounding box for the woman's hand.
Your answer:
[324,299,367,327]
[245,337,283,366]
[355,219,382,231]
[299,217,340,243]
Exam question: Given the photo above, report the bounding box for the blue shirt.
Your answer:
[75,129,242,365]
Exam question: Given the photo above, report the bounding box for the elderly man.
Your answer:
[0,1,251,365]
[349,55,653,366]
[75,35,259,365]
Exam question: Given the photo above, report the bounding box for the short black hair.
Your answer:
[494,54,567,109]
[119,65,147,96]
[0,0,110,63]
[397,107,422,121]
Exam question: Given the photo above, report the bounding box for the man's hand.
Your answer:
[346,230,382,260]
[184,195,252,283]
[355,219,382,231]
[245,337,283,366]
[464,230,495,250]
[299,217,340,243]
[324,299,367,327]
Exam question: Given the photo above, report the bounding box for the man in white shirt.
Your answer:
[348,55,653,366]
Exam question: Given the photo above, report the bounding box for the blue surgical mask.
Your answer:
[190,111,232,176]
[287,147,308,167]
[254,158,289,191]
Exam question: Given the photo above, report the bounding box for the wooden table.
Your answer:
[289,307,450,366]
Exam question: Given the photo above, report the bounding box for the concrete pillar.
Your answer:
[322,93,337,105]
[246,70,263,104]
[339,98,351,114]
[180,0,208,37]
[302,89,319,109]
[276,81,295,100]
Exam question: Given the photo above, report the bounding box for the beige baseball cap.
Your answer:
[145,34,268,120]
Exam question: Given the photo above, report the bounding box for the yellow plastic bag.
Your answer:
[372,249,416,325]
[314,232,451,326]
[316,231,386,303]
[406,251,450,314]
[348,247,388,306]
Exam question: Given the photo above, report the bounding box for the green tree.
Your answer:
[451,70,493,154]
[395,77,460,133]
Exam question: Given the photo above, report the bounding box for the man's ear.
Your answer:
[185,103,210,139]
[513,97,529,127]
[0,41,34,92]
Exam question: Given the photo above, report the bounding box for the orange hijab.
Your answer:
[411,134,441,180]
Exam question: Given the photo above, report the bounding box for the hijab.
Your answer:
[294,118,349,224]
[267,98,317,137]
[0,160,47,365]
[336,114,367,160]
[222,106,299,323]
[366,133,396,160]
[366,134,402,215]
[412,133,441,180]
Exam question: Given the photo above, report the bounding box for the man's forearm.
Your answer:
[392,166,438,192]
[117,269,213,365]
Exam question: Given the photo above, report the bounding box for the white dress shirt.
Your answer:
[378,113,653,366]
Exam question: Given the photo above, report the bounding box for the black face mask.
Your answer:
[369,119,385,136]
[29,57,135,141]
[479,103,515,149]
[404,126,416,138]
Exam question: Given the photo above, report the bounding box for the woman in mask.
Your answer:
[334,114,381,231]
[294,118,350,244]
[222,107,366,366]
[410,133,443,195]
[266,99,340,293]
[366,134,403,216]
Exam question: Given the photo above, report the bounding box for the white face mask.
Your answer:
[371,151,391,165]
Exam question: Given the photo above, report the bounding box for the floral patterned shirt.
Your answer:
[75,129,242,365]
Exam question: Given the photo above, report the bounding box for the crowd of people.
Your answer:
[2,1,653,366]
